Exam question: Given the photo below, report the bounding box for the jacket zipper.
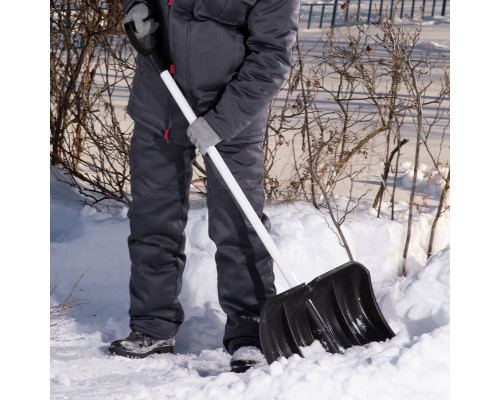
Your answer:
[167,0,174,140]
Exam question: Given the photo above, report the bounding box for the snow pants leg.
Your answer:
[127,123,275,353]
[128,125,195,339]
[203,143,276,354]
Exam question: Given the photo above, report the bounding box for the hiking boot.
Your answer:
[109,331,174,358]
[230,345,265,373]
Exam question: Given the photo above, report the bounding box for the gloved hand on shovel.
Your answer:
[124,3,159,39]
[187,117,222,155]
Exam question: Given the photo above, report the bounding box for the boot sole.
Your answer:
[109,345,174,359]
[230,360,258,373]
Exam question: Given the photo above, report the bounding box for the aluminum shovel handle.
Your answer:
[125,23,301,289]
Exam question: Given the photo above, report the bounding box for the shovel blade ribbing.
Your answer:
[259,262,395,365]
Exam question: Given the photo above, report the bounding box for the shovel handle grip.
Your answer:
[124,22,154,56]
[124,22,167,74]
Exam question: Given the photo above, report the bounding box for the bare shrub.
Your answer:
[49,2,449,269]
[50,271,88,340]
[264,7,449,268]
[50,0,135,207]
[356,11,450,274]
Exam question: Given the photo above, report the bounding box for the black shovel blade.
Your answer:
[259,261,395,365]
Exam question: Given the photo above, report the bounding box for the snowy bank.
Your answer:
[50,168,449,399]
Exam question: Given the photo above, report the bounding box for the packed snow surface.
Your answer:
[50,166,450,399]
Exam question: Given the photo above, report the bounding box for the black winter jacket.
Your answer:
[121,0,300,145]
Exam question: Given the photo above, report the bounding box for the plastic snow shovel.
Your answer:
[124,23,395,365]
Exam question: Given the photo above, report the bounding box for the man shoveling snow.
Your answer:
[109,0,299,373]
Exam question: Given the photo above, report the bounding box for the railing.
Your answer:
[301,0,449,29]
[52,0,450,49]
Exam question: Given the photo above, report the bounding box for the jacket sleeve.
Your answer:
[121,0,155,14]
[203,0,300,142]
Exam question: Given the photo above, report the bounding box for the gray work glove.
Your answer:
[187,117,222,155]
[124,3,159,39]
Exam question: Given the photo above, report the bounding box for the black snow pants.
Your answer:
[127,122,275,354]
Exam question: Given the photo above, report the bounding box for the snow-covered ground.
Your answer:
[50,156,450,399]
[46,10,454,400]
[3,2,498,400]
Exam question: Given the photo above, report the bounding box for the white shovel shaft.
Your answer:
[160,70,300,288]
[160,71,197,124]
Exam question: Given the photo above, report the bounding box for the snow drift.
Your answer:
[50,166,449,399]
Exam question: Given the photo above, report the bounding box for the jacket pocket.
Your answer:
[193,0,257,26]
[128,54,173,138]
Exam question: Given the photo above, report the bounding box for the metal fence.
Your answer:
[301,0,449,29]
[52,0,450,49]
